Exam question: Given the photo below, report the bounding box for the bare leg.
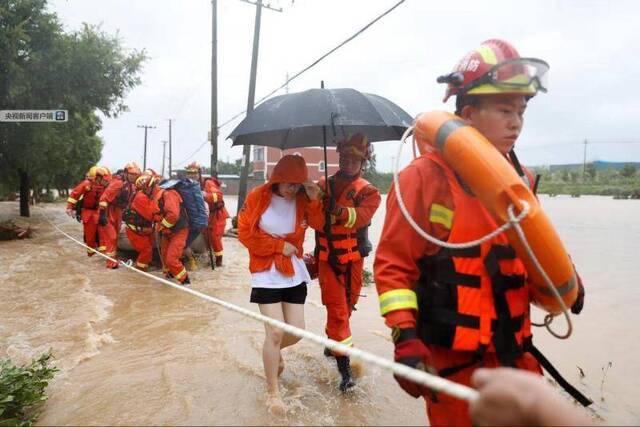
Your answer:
[258,303,285,396]
[280,302,305,349]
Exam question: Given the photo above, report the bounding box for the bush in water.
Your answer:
[0,351,58,426]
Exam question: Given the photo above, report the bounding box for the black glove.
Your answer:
[571,276,585,315]
[98,210,108,226]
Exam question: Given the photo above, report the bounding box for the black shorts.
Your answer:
[250,282,307,305]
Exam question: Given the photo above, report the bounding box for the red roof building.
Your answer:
[252,146,339,182]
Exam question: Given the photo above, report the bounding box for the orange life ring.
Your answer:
[413,110,577,314]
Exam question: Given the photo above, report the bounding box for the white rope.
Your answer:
[42,211,479,403]
[392,126,572,339]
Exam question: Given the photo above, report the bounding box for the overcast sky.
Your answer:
[49,0,640,173]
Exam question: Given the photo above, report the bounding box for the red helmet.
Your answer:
[336,133,371,160]
[438,39,549,102]
[185,161,202,173]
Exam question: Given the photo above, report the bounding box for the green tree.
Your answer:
[0,0,146,216]
[620,164,637,178]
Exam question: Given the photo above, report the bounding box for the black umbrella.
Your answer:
[227,87,413,149]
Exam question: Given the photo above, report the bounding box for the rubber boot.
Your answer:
[335,356,355,392]
[215,255,223,267]
[323,347,333,358]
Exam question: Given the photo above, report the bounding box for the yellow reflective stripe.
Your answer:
[214,251,223,256]
[339,336,353,347]
[98,246,106,252]
[476,45,498,65]
[429,203,453,229]
[67,197,77,204]
[161,218,174,228]
[344,207,357,228]
[99,201,108,207]
[175,268,187,280]
[105,252,116,257]
[379,289,418,316]
[212,193,218,203]
[126,224,137,231]
[136,262,148,268]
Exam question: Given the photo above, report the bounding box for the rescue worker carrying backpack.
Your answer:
[66,166,109,257]
[308,133,381,392]
[374,39,588,426]
[123,172,161,271]
[186,162,231,267]
[156,175,208,285]
[98,162,141,269]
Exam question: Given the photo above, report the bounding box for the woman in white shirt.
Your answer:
[238,154,321,413]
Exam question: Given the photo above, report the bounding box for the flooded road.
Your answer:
[1,195,639,425]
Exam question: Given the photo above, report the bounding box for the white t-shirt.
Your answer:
[251,193,311,289]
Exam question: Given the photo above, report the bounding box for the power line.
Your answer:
[176,0,408,168]
[217,0,407,131]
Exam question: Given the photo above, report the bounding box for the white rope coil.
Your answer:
[392,126,572,339]
[43,211,479,403]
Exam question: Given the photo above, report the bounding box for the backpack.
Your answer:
[159,178,208,231]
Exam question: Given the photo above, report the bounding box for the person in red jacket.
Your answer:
[374,39,586,426]
[66,166,109,256]
[237,154,321,414]
[155,182,191,285]
[98,162,141,268]
[307,133,381,392]
[123,173,161,271]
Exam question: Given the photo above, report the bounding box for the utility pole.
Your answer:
[167,118,173,178]
[161,140,168,177]
[137,125,156,170]
[210,0,219,177]
[236,0,282,215]
[582,139,588,180]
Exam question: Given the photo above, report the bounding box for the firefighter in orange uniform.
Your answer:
[374,39,587,426]
[155,181,190,285]
[123,173,161,271]
[98,162,141,268]
[308,133,381,392]
[203,174,229,267]
[66,166,109,256]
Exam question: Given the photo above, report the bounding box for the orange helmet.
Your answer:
[100,166,112,180]
[143,168,160,177]
[185,161,202,174]
[124,161,142,175]
[135,173,159,192]
[438,39,549,102]
[336,133,371,160]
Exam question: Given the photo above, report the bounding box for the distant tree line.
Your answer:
[0,0,146,216]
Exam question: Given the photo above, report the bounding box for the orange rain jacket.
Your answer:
[238,155,322,276]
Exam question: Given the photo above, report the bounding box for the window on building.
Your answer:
[318,161,325,172]
[254,147,264,161]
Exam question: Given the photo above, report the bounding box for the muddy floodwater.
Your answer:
[1,195,639,425]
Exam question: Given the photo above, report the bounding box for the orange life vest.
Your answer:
[83,182,105,210]
[416,152,532,366]
[315,176,373,265]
